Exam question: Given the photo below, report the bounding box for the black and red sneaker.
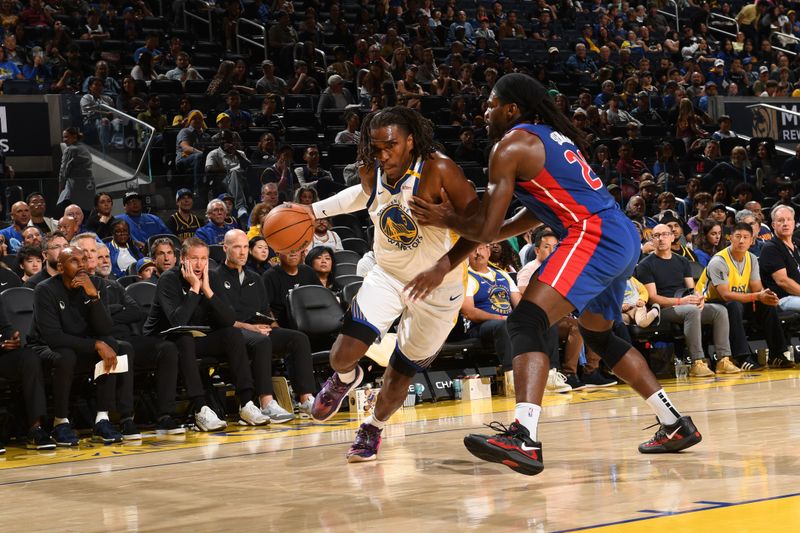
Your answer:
[638,415,702,454]
[463,421,544,476]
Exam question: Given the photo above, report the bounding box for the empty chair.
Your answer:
[341,237,369,255]
[1,287,33,342]
[341,280,362,307]
[208,245,226,265]
[334,262,357,277]
[334,249,361,264]
[334,274,363,287]
[117,275,142,287]
[330,226,357,240]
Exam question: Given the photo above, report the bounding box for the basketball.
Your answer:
[261,204,315,254]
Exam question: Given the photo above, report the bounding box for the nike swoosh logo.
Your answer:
[520,443,541,452]
[0,282,6,286]
[322,209,328,216]
[449,295,461,301]
[84,299,93,304]
[248,282,255,286]
[666,427,681,440]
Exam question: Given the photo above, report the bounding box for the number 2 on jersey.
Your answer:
[564,149,602,190]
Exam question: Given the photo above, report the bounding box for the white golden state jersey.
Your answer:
[367,156,466,286]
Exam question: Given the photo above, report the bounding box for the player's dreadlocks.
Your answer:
[356,106,441,166]
[492,73,589,153]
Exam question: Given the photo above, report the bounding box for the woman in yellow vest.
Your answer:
[695,222,792,371]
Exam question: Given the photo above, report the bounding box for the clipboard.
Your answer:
[248,312,277,325]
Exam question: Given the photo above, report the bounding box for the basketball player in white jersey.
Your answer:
[303,107,479,462]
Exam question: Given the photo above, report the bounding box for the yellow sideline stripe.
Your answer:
[580,494,800,533]
[1,369,797,470]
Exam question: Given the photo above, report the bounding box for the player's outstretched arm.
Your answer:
[409,134,523,242]
[495,208,542,242]
[305,164,376,221]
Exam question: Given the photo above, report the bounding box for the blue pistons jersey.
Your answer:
[510,123,618,239]
[366,156,466,286]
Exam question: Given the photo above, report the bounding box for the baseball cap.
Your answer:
[123,191,142,204]
[216,112,230,125]
[606,183,620,192]
[705,81,717,88]
[261,59,273,67]
[186,109,204,122]
[136,257,155,273]
[638,180,657,190]
[175,188,193,201]
[217,192,234,202]
[659,211,682,226]
[548,46,559,54]
[710,202,727,212]
[760,65,769,74]
[713,58,725,67]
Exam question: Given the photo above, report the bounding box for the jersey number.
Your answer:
[564,149,602,190]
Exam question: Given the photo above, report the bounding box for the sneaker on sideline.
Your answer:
[582,369,618,388]
[297,396,315,419]
[27,426,56,450]
[155,415,186,435]
[770,357,796,369]
[92,419,123,444]
[738,355,764,371]
[545,368,572,393]
[715,356,741,374]
[346,422,383,463]
[262,399,295,424]
[195,406,227,432]
[312,366,364,422]
[689,359,715,378]
[52,423,80,447]
[120,418,142,440]
[564,374,586,391]
[239,400,270,426]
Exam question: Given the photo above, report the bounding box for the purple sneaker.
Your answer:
[346,422,383,463]
[311,366,364,422]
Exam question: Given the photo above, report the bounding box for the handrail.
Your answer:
[95,102,155,190]
[710,13,739,35]
[184,0,215,41]
[656,0,680,33]
[771,29,800,56]
[235,18,268,56]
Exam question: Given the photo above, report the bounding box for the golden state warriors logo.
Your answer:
[751,107,778,139]
[489,285,512,315]
[379,203,422,250]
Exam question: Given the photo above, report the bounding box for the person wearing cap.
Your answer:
[631,91,663,126]
[255,59,287,95]
[166,188,202,242]
[135,257,157,280]
[698,82,718,113]
[116,191,172,245]
[217,193,242,229]
[531,8,559,41]
[397,65,426,109]
[210,112,244,151]
[176,109,211,195]
[317,73,355,115]
[204,130,252,225]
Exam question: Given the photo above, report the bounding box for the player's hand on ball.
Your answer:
[409,188,454,228]
[403,262,448,302]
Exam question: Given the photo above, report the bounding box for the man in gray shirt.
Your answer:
[255,60,287,95]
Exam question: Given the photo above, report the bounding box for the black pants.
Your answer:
[122,336,181,416]
[0,347,47,425]
[239,329,274,397]
[172,327,253,405]
[725,300,787,358]
[33,340,135,417]
[268,327,315,396]
[468,319,513,371]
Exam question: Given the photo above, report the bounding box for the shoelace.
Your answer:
[485,421,523,438]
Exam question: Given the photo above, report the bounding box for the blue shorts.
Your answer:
[537,209,640,321]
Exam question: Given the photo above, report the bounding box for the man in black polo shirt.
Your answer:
[24,231,69,289]
[215,230,316,421]
[760,205,800,314]
[28,247,137,445]
[143,237,269,429]
[262,249,321,328]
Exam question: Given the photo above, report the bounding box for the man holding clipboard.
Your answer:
[143,237,269,430]
[28,246,137,445]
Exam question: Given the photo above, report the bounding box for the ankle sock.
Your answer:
[54,417,69,426]
[337,369,356,384]
[514,403,542,441]
[645,389,681,425]
[364,414,386,429]
[95,412,109,424]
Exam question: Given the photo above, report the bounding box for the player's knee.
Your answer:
[578,325,631,369]
[507,301,551,356]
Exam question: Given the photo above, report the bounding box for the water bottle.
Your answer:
[674,357,689,379]
[453,378,462,400]
[414,383,424,404]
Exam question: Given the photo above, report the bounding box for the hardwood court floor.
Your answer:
[2,370,800,532]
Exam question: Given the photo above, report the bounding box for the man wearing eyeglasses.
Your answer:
[23,231,69,289]
[635,224,734,378]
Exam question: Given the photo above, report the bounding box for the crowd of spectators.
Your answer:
[4,0,800,449]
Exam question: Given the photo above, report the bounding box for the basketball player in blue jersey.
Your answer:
[410,73,701,476]
[299,107,480,462]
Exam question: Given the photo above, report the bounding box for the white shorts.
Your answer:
[350,265,464,368]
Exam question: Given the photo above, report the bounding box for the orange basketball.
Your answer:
[261,204,315,254]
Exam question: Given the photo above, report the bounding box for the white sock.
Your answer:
[514,402,542,441]
[364,414,386,429]
[95,411,109,424]
[645,389,681,425]
[54,417,69,426]
[337,369,356,384]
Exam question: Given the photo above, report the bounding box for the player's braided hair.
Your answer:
[492,73,589,153]
[356,106,440,166]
